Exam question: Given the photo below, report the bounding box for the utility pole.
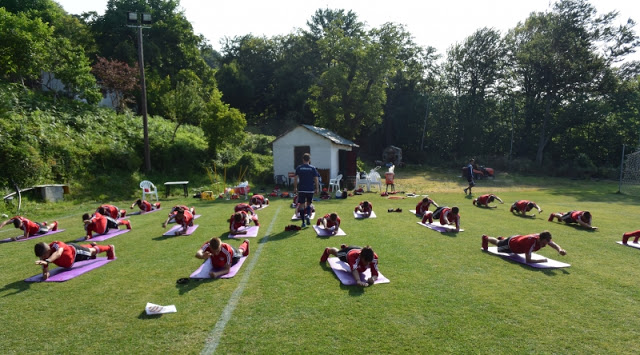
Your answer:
[127,12,152,172]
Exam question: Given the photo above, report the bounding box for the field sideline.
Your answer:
[1,173,640,354]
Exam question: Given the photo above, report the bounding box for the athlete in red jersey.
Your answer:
[229,211,259,235]
[0,216,58,241]
[161,205,195,228]
[320,245,379,287]
[548,210,597,230]
[415,197,439,216]
[354,201,373,217]
[96,204,126,219]
[172,208,194,235]
[622,230,640,244]
[482,231,566,263]
[473,194,503,208]
[250,194,269,208]
[34,240,115,280]
[196,237,249,278]
[131,199,161,212]
[510,200,542,216]
[422,206,461,232]
[234,203,255,215]
[316,213,341,235]
[82,212,131,240]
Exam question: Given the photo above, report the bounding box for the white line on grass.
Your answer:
[201,206,281,355]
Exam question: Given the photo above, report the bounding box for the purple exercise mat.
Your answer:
[190,257,248,279]
[24,257,115,282]
[75,228,130,242]
[328,258,389,285]
[129,208,162,216]
[228,226,259,238]
[1,229,66,243]
[163,224,199,236]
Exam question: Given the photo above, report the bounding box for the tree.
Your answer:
[201,88,246,155]
[505,0,639,165]
[444,27,505,156]
[305,9,403,140]
[161,80,206,143]
[91,56,140,112]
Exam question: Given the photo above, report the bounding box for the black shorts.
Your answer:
[497,237,513,253]
[337,246,362,263]
[433,206,446,220]
[561,211,576,223]
[71,244,93,262]
[297,192,314,205]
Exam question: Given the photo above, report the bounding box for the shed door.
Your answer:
[294,146,310,168]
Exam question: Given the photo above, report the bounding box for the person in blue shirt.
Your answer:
[293,153,320,227]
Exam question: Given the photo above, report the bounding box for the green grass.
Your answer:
[1,171,640,354]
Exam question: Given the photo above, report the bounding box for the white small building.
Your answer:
[272,125,359,187]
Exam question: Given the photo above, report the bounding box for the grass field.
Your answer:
[1,170,640,354]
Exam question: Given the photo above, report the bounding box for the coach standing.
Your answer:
[294,153,320,228]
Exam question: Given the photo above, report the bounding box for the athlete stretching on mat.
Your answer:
[320,245,379,287]
[196,237,249,278]
[34,241,115,280]
[482,231,566,264]
[0,216,58,241]
[548,210,597,230]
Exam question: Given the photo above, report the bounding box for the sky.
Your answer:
[55,0,640,62]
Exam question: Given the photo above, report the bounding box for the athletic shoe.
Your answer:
[301,222,306,228]
[241,239,250,256]
[107,245,116,260]
[548,213,555,222]
[52,221,58,231]
[463,188,467,194]
[622,233,630,245]
[320,248,330,263]
[306,216,311,226]
[482,235,489,251]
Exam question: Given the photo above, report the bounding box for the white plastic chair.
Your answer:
[356,172,369,191]
[368,170,383,191]
[329,174,343,192]
[140,180,159,201]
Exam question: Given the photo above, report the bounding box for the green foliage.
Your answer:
[201,87,246,154]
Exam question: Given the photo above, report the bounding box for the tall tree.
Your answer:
[505,0,639,165]
[444,28,505,156]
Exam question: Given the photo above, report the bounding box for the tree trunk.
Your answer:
[536,94,552,166]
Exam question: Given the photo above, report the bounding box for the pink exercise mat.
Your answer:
[163,224,199,236]
[228,226,259,238]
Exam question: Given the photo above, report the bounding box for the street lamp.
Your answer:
[127,11,152,172]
